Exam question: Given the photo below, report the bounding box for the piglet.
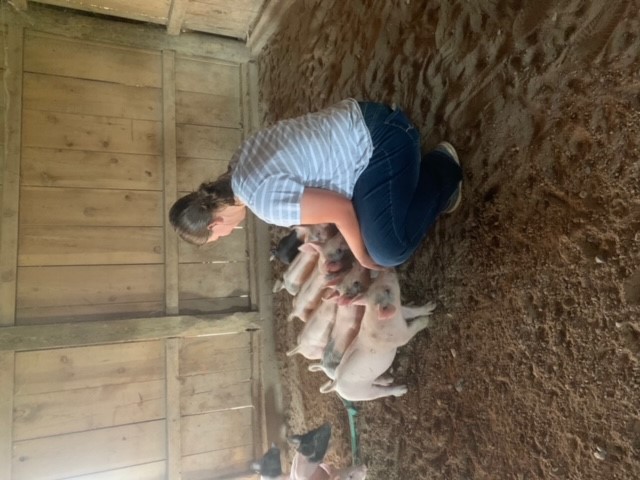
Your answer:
[288,233,351,323]
[330,465,368,480]
[271,229,304,265]
[319,269,436,401]
[308,302,363,379]
[289,423,332,480]
[253,444,284,480]
[287,299,337,360]
[273,224,340,295]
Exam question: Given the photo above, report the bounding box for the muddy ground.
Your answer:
[257,1,640,478]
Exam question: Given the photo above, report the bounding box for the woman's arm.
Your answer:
[300,187,383,270]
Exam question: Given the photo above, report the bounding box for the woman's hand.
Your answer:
[300,188,385,271]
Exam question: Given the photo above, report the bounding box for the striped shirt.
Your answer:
[230,98,373,226]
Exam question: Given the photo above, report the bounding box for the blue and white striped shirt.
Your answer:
[230,99,373,226]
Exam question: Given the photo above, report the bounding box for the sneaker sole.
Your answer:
[436,141,462,214]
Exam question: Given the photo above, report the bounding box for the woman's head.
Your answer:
[169,174,238,245]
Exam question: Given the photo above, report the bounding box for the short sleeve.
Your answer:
[248,174,304,227]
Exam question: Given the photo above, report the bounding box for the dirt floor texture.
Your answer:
[257,1,640,479]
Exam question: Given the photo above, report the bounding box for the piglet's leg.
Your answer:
[401,301,436,320]
[342,384,409,401]
[373,374,394,386]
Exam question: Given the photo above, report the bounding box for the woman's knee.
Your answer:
[369,244,412,268]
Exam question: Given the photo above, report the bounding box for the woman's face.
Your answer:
[206,205,246,243]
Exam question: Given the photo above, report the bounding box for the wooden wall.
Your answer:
[2,10,253,325]
[6,319,260,480]
[1,5,271,480]
[28,0,266,40]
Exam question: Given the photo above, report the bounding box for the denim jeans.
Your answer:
[352,102,462,267]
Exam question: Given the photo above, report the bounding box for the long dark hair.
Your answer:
[169,170,236,245]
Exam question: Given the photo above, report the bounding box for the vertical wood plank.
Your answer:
[165,338,182,480]
[163,50,179,315]
[245,60,283,450]
[240,63,259,310]
[0,21,23,325]
[0,351,15,480]
[249,331,263,461]
[167,0,189,36]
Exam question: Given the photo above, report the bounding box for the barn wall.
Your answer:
[29,0,266,40]
[0,4,273,480]
[3,10,254,325]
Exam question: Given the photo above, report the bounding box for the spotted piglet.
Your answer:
[319,269,435,401]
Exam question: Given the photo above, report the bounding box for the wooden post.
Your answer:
[0,351,15,480]
[163,50,179,315]
[0,19,23,325]
[165,338,182,480]
[240,63,259,310]
[167,0,189,36]
[244,61,285,448]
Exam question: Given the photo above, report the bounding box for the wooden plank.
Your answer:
[19,226,164,266]
[248,0,297,56]
[180,369,252,416]
[17,264,165,309]
[15,341,165,395]
[177,124,242,159]
[9,0,28,10]
[0,351,15,480]
[241,62,258,310]
[24,31,162,87]
[0,312,260,351]
[12,420,166,480]
[0,68,4,146]
[180,337,251,377]
[179,296,250,315]
[182,445,255,480]
[62,461,166,480]
[183,0,262,40]
[176,90,241,128]
[179,262,249,300]
[181,408,253,456]
[12,3,250,63]
[20,186,163,226]
[23,72,163,120]
[0,22,23,325]
[32,0,171,24]
[167,0,189,35]
[250,331,263,460]
[17,301,166,325]
[21,148,163,190]
[177,157,231,191]
[22,109,162,155]
[13,379,166,441]
[175,57,240,96]
[163,49,179,316]
[178,227,247,263]
[166,338,182,480]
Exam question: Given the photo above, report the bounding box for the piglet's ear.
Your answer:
[322,290,340,302]
[336,295,353,306]
[347,293,367,306]
[298,242,323,254]
[377,303,397,320]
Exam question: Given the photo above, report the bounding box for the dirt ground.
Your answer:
[256,1,640,478]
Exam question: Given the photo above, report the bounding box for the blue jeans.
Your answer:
[352,102,462,267]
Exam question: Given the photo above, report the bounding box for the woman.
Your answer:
[169,99,462,269]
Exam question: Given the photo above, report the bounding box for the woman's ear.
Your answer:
[207,217,223,231]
